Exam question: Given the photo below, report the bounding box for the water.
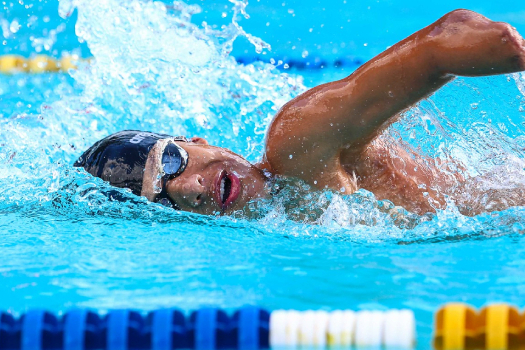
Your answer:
[2,0,525,348]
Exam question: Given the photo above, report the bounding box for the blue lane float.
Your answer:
[0,307,270,350]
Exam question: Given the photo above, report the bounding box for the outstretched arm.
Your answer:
[262,10,525,179]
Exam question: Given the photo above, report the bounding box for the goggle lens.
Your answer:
[162,144,183,175]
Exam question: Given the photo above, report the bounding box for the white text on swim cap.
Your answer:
[129,132,149,144]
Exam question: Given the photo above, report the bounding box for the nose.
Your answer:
[179,174,206,207]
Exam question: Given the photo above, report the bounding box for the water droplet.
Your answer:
[471,103,478,110]
[301,50,309,58]
[9,19,20,33]
[388,91,393,97]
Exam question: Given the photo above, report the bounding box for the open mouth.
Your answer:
[215,170,240,210]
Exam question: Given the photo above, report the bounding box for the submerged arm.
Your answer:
[263,9,525,179]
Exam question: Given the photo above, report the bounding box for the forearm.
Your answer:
[339,9,525,145]
[336,31,451,145]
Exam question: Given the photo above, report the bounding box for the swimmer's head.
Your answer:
[166,137,270,215]
[75,130,268,214]
[75,130,270,214]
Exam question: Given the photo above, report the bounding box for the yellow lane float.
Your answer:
[0,54,85,74]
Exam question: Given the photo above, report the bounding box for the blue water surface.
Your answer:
[1,1,525,349]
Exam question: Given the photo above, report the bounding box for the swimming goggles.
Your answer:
[155,136,189,209]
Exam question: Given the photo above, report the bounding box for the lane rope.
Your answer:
[0,307,415,349]
[0,54,86,74]
[0,54,362,74]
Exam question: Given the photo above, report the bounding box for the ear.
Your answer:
[190,137,208,145]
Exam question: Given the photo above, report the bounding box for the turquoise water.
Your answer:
[1,0,525,348]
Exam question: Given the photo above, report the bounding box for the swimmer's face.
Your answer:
[165,137,269,215]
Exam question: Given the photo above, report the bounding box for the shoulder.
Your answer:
[262,135,359,194]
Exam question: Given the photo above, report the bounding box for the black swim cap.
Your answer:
[74,130,176,197]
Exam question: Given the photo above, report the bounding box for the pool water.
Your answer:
[1,0,525,348]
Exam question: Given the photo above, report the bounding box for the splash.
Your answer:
[53,0,296,159]
[512,72,525,97]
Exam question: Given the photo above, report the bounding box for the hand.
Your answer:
[431,9,525,76]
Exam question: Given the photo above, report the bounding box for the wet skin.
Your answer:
[164,10,525,215]
[163,138,269,215]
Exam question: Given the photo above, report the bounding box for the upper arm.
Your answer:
[263,41,446,178]
[264,30,446,171]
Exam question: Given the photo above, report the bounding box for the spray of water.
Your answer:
[0,0,304,220]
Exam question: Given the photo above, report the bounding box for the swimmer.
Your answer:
[76,10,525,216]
